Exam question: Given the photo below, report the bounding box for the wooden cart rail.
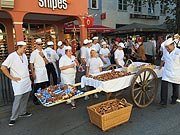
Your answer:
[36,63,162,108]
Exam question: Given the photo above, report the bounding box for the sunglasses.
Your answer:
[37,43,43,45]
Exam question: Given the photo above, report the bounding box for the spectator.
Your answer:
[173,34,180,48]
[144,39,156,63]
[132,37,147,62]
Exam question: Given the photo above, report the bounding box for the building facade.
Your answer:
[0,0,88,63]
[88,0,168,29]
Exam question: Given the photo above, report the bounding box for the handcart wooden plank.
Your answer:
[35,88,102,107]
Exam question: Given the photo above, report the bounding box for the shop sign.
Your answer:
[84,17,94,28]
[130,13,159,20]
[38,0,69,10]
[101,13,106,20]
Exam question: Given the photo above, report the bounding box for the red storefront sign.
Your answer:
[101,13,106,20]
[64,24,114,33]
[84,17,94,27]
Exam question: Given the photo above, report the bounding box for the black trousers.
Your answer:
[46,63,57,86]
[33,81,48,103]
[160,80,179,103]
[145,54,153,64]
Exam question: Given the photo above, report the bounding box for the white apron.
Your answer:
[61,73,75,85]
[2,52,32,96]
[30,49,48,83]
[162,48,180,84]
[12,77,31,96]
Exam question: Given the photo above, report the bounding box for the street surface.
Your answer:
[0,79,180,135]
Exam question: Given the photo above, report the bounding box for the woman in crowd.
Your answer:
[99,41,111,69]
[114,42,125,67]
[110,40,118,64]
[59,46,79,109]
[84,48,103,100]
[132,37,146,62]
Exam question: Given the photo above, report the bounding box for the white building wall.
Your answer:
[99,0,167,29]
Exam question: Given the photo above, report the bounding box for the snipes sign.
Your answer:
[38,0,70,10]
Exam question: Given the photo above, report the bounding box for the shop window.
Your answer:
[91,0,98,9]
[148,2,155,14]
[118,0,127,11]
[160,1,166,15]
[23,23,58,59]
[0,23,8,63]
[134,0,142,13]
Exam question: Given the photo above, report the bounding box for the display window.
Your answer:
[0,23,8,63]
[23,23,58,59]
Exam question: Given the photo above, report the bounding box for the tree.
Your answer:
[127,0,180,34]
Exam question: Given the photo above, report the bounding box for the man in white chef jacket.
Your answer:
[159,38,180,105]
[44,41,59,85]
[30,38,49,105]
[1,41,32,126]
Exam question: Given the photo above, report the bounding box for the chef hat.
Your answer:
[92,36,98,40]
[47,41,54,46]
[36,38,42,43]
[17,41,26,46]
[90,48,97,52]
[65,46,72,50]
[57,41,63,46]
[164,38,174,46]
[101,41,107,45]
[118,42,125,48]
[88,40,92,43]
[83,39,89,45]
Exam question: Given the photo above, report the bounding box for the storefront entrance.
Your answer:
[23,23,58,59]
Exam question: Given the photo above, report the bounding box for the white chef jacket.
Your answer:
[99,48,111,68]
[2,52,32,96]
[86,57,103,75]
[114,49,125,67]
[56,47,65,57]
[86,47,92,61]
[44,47,59,77]
[30,49,48,83]
[80,46,87,59]
[59,55,76,84]
[161,47,180,84]
[44,47,59,63]
[92,43,101,53]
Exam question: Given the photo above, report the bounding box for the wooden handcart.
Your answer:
[80,62,162,108]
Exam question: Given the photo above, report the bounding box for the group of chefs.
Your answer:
[1,33,180,126]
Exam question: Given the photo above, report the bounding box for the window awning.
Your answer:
[64,24,114,33]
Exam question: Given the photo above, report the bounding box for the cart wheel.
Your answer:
[105,64,120,71]
[131,68,158,108]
